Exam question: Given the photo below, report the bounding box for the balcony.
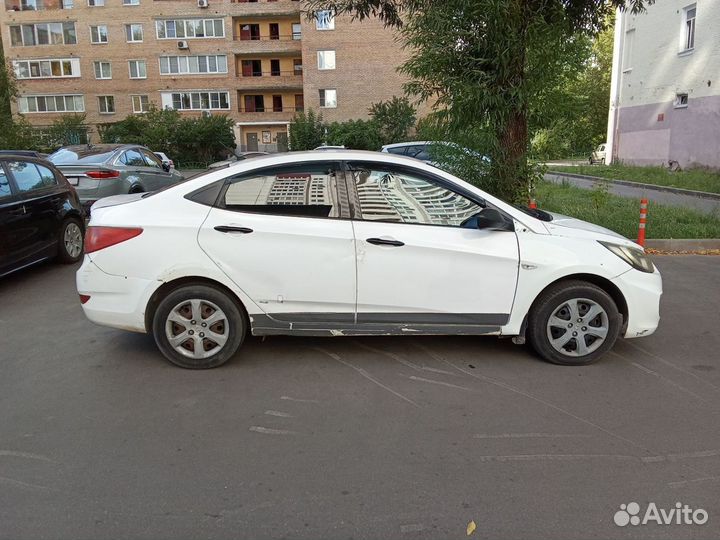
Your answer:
[236,106,302,122]
[227,0,301,17]
[232,35,302,54]
[236,71,303,90]
[4,0,71,11]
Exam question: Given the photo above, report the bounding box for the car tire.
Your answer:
[152,284,245,369]
[527,280,621,366]
[57,217,84,263]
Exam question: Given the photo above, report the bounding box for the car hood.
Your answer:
[543,211,638,246]
[91,193,146,210]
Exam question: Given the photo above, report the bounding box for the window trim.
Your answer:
[97,95,115,114]
[90,24,109,44]
[155,18,226,40]
[125,23,143,43]
[315,10,335,30]
[319,88,337,108]
[17,94,85,113]
[13,58,80,79]
[128,59,147,79]
[93,60,112,79]
[674,92,689,109]
[680,4,696,53]
[131,94,149,113]
[317,50,336,70]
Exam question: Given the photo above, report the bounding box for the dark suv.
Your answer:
[0,154,85,277]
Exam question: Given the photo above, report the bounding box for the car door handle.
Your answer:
[366,237,404,247]
[214,225,254,234]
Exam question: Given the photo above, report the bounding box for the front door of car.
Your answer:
[140,148,178,189]
[117,148,147,192]
[197,161,356,327]
[346,162,520,328]
[0,162,28,275]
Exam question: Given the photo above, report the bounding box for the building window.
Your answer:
[317,50,335,70]
[292,23,301,40]
[319,88,336,108]
[674,93,689,108]
[315,10,334,30]
[122,0,139,4]
[125,24,143,42]
[155,18,225,39]
[98,95,115,114]
[681,4,696,52]
[131,94,149,113]
[90,25,108,43]
[128,60,147,79]
[9,22,76,46]
[622,28,634,72]
[13,58,80,79]
[162,91,230,111]
[93,61,111,79]
[17,94,84,113]
[88,0,104,6]
[159,55,228,75]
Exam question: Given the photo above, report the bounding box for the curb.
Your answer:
[644,239,720,250]
[546,172,720,201]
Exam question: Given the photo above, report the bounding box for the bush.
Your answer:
[289,109,325,150]
[327,119,382,150]
[368,96,416,145]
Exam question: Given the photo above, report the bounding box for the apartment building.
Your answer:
[0,0,411,151]
[606,0,720,168]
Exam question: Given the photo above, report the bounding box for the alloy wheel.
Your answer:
[165,299,229,359]
[64,222,83,259]
[546,297,609,357]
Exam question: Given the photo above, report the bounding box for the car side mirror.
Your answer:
[475,208,514,231]
[162,163,171,172]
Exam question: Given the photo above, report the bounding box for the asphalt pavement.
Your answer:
[1,257,719,540]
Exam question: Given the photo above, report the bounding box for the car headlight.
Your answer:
[599,242,655,273]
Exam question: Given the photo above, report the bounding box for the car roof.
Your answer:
[57,144,140,155]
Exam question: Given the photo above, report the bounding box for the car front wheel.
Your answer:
[527,280,621,366]
[152,284,246,369]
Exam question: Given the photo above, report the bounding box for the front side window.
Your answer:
[8,161,56,193]
[319,88,336,108]
[0,165,12,199]
[348,163,482,226]
[223,164,343,219]
[141,150,162,169]
[317,50,335,70]
[125,24,143,42]
[120,149,146,166]
[90,25,108,43]
[315,10,334,30]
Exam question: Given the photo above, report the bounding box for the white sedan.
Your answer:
[77,150,662,369]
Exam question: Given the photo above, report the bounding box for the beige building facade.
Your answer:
[0,0,412,151]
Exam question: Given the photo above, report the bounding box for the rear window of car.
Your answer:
[49,148,117,165]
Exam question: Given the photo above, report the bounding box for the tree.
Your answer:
[368,96,416,144]
[289,109,326,150]
[327,119,382,150]
[307,0,649,202]
[0,37,16,125]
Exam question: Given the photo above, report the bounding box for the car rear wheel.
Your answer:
[129,185,144,194]
[152,284,245,369]
[57,218,84,263]
[527,280,621,366]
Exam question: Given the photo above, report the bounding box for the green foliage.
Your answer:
[289,109,325,150]
[536,181,720,239]
[46,114,90,147]
[368,96,416,144]
[327,119,382,150]
[98,107,235,163]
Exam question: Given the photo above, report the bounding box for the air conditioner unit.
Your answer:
[197,0,208,7]
[177,40,189,49]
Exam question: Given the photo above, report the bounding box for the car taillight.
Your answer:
[79,294,91,304]
[85,226,143,253]
[85,170,121,179]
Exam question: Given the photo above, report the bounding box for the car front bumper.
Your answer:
[612,267,662,338]
[76,257,158,333]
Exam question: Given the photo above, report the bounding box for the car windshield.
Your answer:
[49,147,117,165]
[513,204,554,221]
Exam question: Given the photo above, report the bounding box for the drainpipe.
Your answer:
[606,8,624,164]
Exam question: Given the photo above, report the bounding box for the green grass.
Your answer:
[550,164,720,194]
[535,181,720,239]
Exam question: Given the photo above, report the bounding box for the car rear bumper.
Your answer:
[76,257,157,333]
[612,267,662,338]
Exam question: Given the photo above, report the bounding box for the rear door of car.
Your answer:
[197,160,357,331]
[0,161,28,275]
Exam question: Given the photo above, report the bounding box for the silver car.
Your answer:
[49,144,185,211]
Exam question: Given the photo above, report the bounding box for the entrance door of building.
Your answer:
[246,132,258,151]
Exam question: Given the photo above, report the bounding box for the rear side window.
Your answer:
[0,165,11,199]
[8,161,56,193]
[222,163,344,219]
[385,146,408,155]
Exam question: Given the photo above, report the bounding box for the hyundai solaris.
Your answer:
[76,150,662,369]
